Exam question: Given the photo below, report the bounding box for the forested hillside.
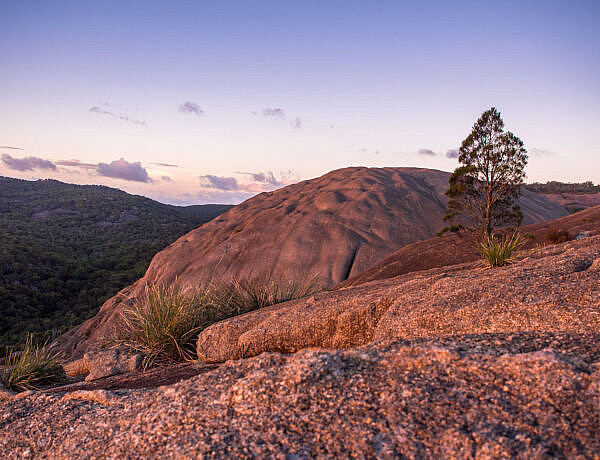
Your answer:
[0,177,232,349]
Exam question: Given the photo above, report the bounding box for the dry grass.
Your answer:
[211,274,321,317]
[2,335,64,392]
[114,275,320,367]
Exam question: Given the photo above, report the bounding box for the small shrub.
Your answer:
[545,228,571,244]
[523,232,536,241]
[480,232,526,267]
[2,335,64,392]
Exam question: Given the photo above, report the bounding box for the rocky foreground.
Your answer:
[1,236,599,457]
[1,333,599,458]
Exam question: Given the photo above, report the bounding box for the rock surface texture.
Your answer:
[339,204,600,288]
[55,167,566,359]
[2,237,600,457]
[1,334,599,457]
[197,235,600,363]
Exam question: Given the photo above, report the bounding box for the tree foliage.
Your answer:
[442,107,528,238]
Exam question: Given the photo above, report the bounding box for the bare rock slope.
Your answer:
[56,167,566,358]
[339,204,600,288]
[197,235,600,363]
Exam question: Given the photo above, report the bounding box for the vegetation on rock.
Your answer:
[113,275,320,366]
[480,232,526,267]
[2,334,64,392]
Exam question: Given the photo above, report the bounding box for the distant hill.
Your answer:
[0,177,232,349]
[525,181,600,213]
[55,167,568,358]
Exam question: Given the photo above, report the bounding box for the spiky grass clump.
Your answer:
[212,274,321,317]
[114,275,320,367]
[480,232,527,267]
[113,283,217,368]
[2,335,64,392]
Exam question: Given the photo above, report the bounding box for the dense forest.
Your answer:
[0,177,232,350]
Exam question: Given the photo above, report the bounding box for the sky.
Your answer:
[1,0,599,205]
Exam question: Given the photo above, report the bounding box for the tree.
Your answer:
[442,107,528,239]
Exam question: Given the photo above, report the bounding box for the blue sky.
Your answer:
[1,1,599,204]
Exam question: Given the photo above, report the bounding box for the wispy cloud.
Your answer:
[417,148,436,156]
[199,175,239,191]
[290,117,303,129]
[262,107,286,118]
[161,175,173,183]
[0,145,24,150]
[178,102,204,116]
[151,162,179,168]
[237,171,284,187]
[1,154,56,171]
[97,158,152,183]
[530,147,557,157]
[445,149,459,159]
[55,159,98,169]
[357,148,380,155]
[89,106,147,126]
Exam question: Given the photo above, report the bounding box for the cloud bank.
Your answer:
[199,175,239,191]
[417,148,436,156]
[1,154,56,171]
[97,158,152,183]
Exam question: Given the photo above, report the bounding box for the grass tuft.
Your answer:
[211,274,320,317]
[480,232,526,267]
[113,275,320,367]
[112,283,216,368]
[2,335,64,392]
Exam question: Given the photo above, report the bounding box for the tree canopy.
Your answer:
[442,107,528,238]
[0,177,232,350]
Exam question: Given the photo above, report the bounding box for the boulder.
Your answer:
[83,348,143,382]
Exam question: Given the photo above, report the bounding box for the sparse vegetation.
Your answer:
[2,335,64,392]
[112,284,216,367]
[113,275,320,367]
[211,275,321,317]
[480,233,526,267]
[545,228,571,244]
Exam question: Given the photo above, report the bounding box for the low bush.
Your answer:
[480,232,526,267]
[545,228,571,244]
[2,335,64,392]
[114,275,320,367]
